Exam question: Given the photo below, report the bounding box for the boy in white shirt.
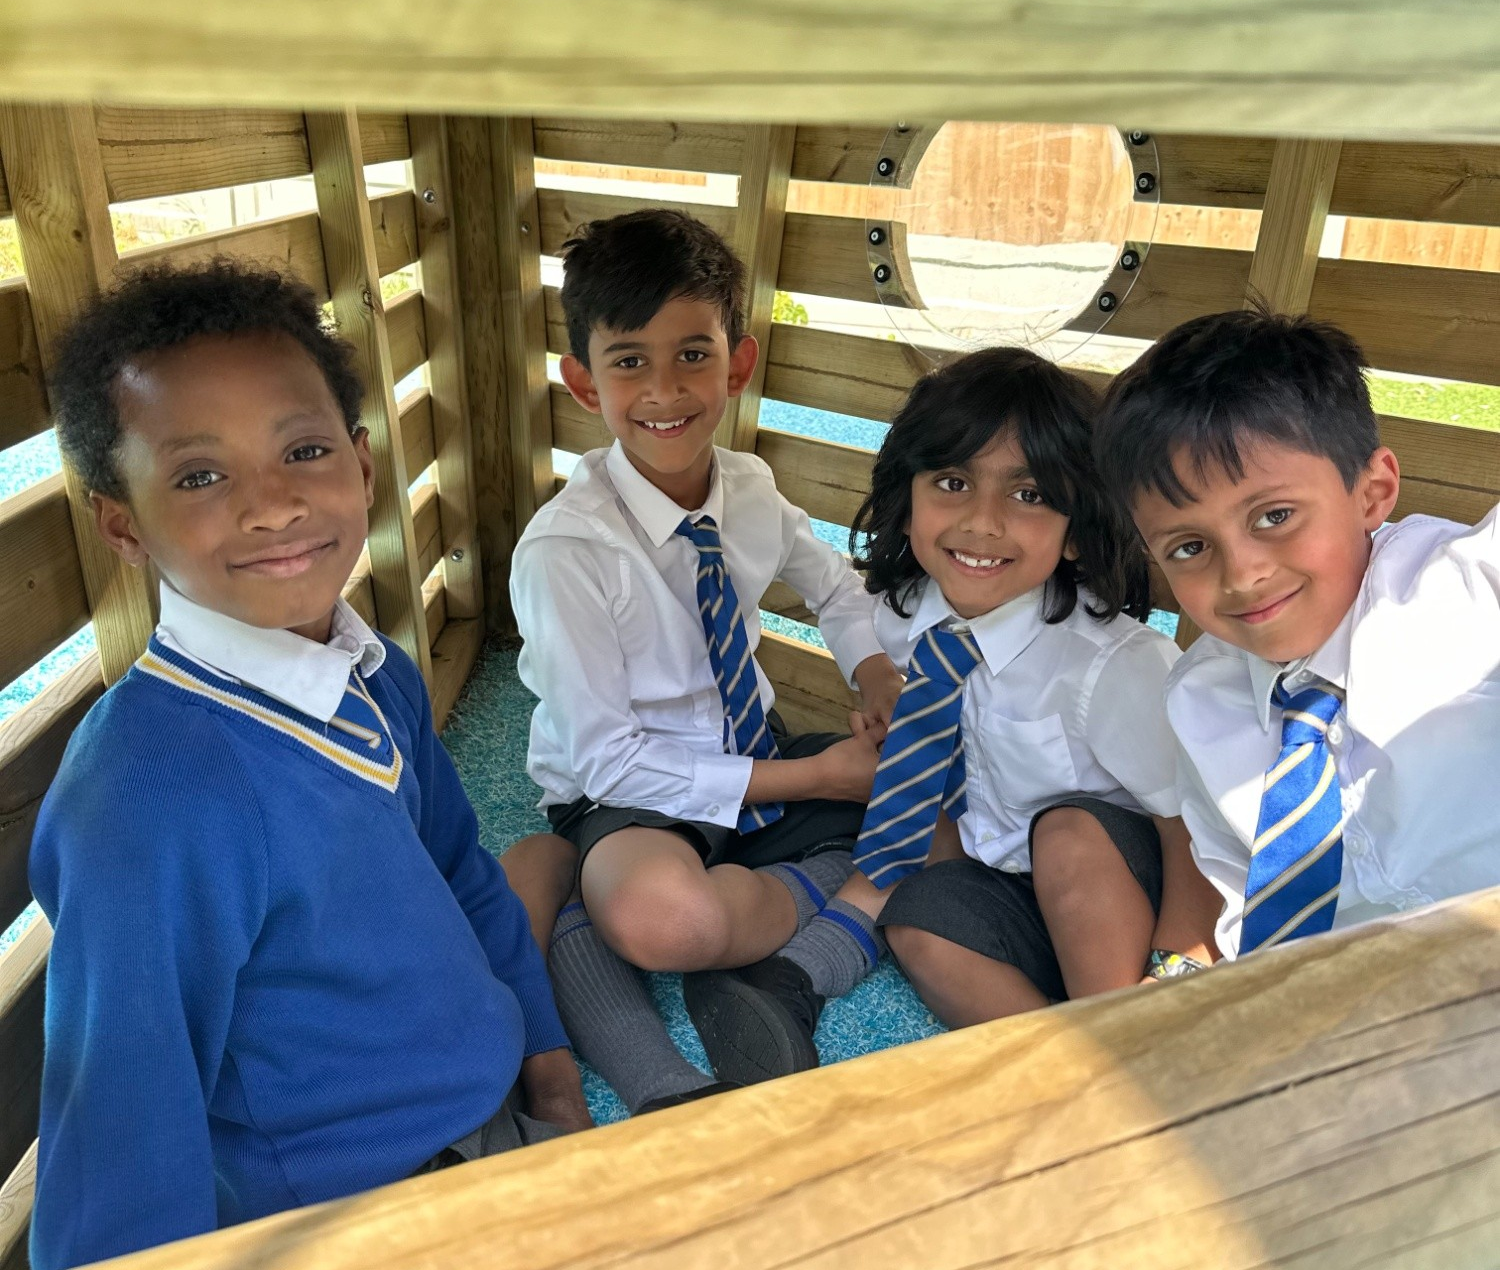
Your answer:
[1094,308,1500,960]
[511,209,904,1112]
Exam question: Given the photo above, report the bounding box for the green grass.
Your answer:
[1368,375,1500,432]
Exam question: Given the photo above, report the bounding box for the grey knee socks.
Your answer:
[778,897,887,998]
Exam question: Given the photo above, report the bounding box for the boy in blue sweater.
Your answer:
[29,262,589,1270]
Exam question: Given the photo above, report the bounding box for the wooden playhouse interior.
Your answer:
[2,61,1500,1270]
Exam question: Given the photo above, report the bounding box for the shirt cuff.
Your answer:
[513,975,571,1057]
[826,625,888,688]
[688,751,756,828]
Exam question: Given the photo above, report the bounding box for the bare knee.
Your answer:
[886,923,968,981]
[1029,806,1113,908]
[587,851,731,971]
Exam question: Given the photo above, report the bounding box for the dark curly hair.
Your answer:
[50,259,366,500]
[1094,307,1378,508]
[559,208,745,367]
[852,346,1150,624]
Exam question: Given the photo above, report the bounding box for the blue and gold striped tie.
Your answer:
[677,515,782,832]
[326,670,393,760]
[855,626,983,889]
[1240,680,1346,953]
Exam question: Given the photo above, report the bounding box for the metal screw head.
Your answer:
[868,225,887,246]
[450,548,466,563]
[895,120,910,133]
[873,263,893,284]
[876,156,896,177]
[1120,249,1140,271]
[1097,291,1118,312]
[1135,172,1157,195]
[1127,130,1150,146]
[421,187,437,204]
[520,221,531,235]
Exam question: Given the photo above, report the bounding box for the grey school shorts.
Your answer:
[545,717,865,872]
[876,795,1163,1003]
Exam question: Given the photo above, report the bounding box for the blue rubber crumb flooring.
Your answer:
[442,640,947,1126]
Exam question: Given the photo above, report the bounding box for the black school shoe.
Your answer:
[637,1080,742,1115]
[682,956,825,1086]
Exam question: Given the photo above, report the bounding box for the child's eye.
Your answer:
[1011,487,1046,506]
[681,349,709,363]
[288,444,330,463]
[1254,506,1294,529]
[1167,539,1206,562]
[934,475,969,493]
[177,470,222,491]
[614,355,643,370]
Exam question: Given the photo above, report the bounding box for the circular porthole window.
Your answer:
[864,122,1158,362]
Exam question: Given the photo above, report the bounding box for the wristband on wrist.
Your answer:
[1146,949,1208,981]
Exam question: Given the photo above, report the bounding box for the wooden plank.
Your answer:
[397,388,435,482]
[492,119,555,537]
[0,653,103,937]
[777,211,882,305]
[0,103,157,685]
[369,189,418,280]
[0,279,49,453]
[340,555,376,629]
[0,918,49,1188]
[0,164,8,220]
[17,5,1500,138]
[410,115,482,624]
[756,629,856,735]
[94,106,311,204]
[535,186,734,261]
[429,617,484,733]
[754,428,872,529]
[719,125,795,452]
[445,116,517,634]
[421,569,446,650]
[549,384,610,455]
[761,578,818,625]
[124,210,329,297]
[1151,134,1275,210]
[1247,139,1343,315]
[385,286,428,385]
[764,322,932,423]
[357,113,411,165]
[0,1139,35,1270]
[411,480,442,582]
[1333,141,1500,225]
[0,474,89,718]
[1071,243,1253,344]
[306,109,430,681]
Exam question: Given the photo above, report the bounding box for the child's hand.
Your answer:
[853,653,906,729]
[520,1048,593,1135]
[817,718,885,803]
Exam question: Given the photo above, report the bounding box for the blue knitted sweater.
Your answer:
[29,636,567,1270]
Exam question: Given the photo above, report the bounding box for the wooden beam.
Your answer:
[0,474,89,696]
[385,287,428,385]
[492,118,555,539]
[0,918,49,1187]
[0,1139,36,1270]
[306,109,430,682]
[410,115,483,624]
[398,388,435,482]
[756,630,858,734]
[429,618,484,733]
[535,186,734,262]
[0,278,50,453]
[754,428,872,530]
[124,209,329,297]
[0,103,158,685]
[1247,139,1343,315]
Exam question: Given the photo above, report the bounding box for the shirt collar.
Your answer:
[605,440,724,548]
[1249,601,1355,730]
[905,579,1047,676]
[156,582,386,723]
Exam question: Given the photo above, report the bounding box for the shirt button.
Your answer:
[1327,722,1345,745]
[709,804,721,817]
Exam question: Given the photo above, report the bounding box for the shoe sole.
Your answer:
[682,971,820,1086]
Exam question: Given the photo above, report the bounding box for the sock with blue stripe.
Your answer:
[778,897,886,998]
[758,851,855,929]
[547,902,713,1113]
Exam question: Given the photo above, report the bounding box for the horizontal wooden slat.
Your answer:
[124,209,329,299]
[387,287,428,384]
[370,189,419,279]
[421,569,446,650]
[777,212,887,305]
[1311,254,1500,386]
[357,113,411,165]
[536,187,733,259]
[754,428,872,529]
[0,279,49,453]
[399,387,435,480]
[0,475,89,693]
[0,918,49,1187]
[340,553,376,628]
[0,653,103,936]
[0,1138,35,1270]
[548,384,609,454]
[1151,135,1275,210]
[756,629,857,735]
[1072,243,1251,343]
[430,618,483,733]
[412,479,442,581]
[762,578,819,625]
[765,322,934,422]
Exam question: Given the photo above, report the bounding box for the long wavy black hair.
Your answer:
[851,346,1150,624]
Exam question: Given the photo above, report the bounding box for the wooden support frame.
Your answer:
[0,103,158,685]
[306,108,432,682]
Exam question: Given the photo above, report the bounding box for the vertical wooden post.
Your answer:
[306,109,432,682]
[409,114,483,626]
[0,104,156,685]
[719,125,796,453]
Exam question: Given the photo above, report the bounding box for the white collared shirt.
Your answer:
[1166,506,1500,959]
[511,443,886,828]
[156,583,385,723]
[876,579,1182,872]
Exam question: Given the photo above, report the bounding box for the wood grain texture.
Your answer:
[306,109,430,681]
[535,187,733,260]
[0,279,49,452]
[410,115,482,624]
[398,388,435,483]
[429,617,483,733]
[96,884,1500,1270]
[385,287,428,385]
[0,474,89,705]
[0,1139,35,1270]
[1247,139,1343,316]
[754,428,874,530]
[0,918,49,1190]
[124,209,329,296]
[0,103,156,685]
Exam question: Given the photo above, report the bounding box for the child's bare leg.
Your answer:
[500,833,581,951]
[582,828,797,972]
[885,926,1050,1026]
[1030,806,1154,998]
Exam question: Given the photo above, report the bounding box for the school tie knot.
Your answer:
[1240,675,1346,954]
[675,514,782,833]
[853,624,985,890]
[327,668,392,756]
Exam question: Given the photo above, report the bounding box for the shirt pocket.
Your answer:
[974,713,1079,814]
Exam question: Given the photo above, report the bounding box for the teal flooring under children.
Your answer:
[443,640,946,1125]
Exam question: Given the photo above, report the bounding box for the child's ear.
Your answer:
[1358,446,1401,531]
[352,426,376,509]
[559,354,602,413]
[90,492,149,568]
[725,335,760,398]
[1062,533,1080,562]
